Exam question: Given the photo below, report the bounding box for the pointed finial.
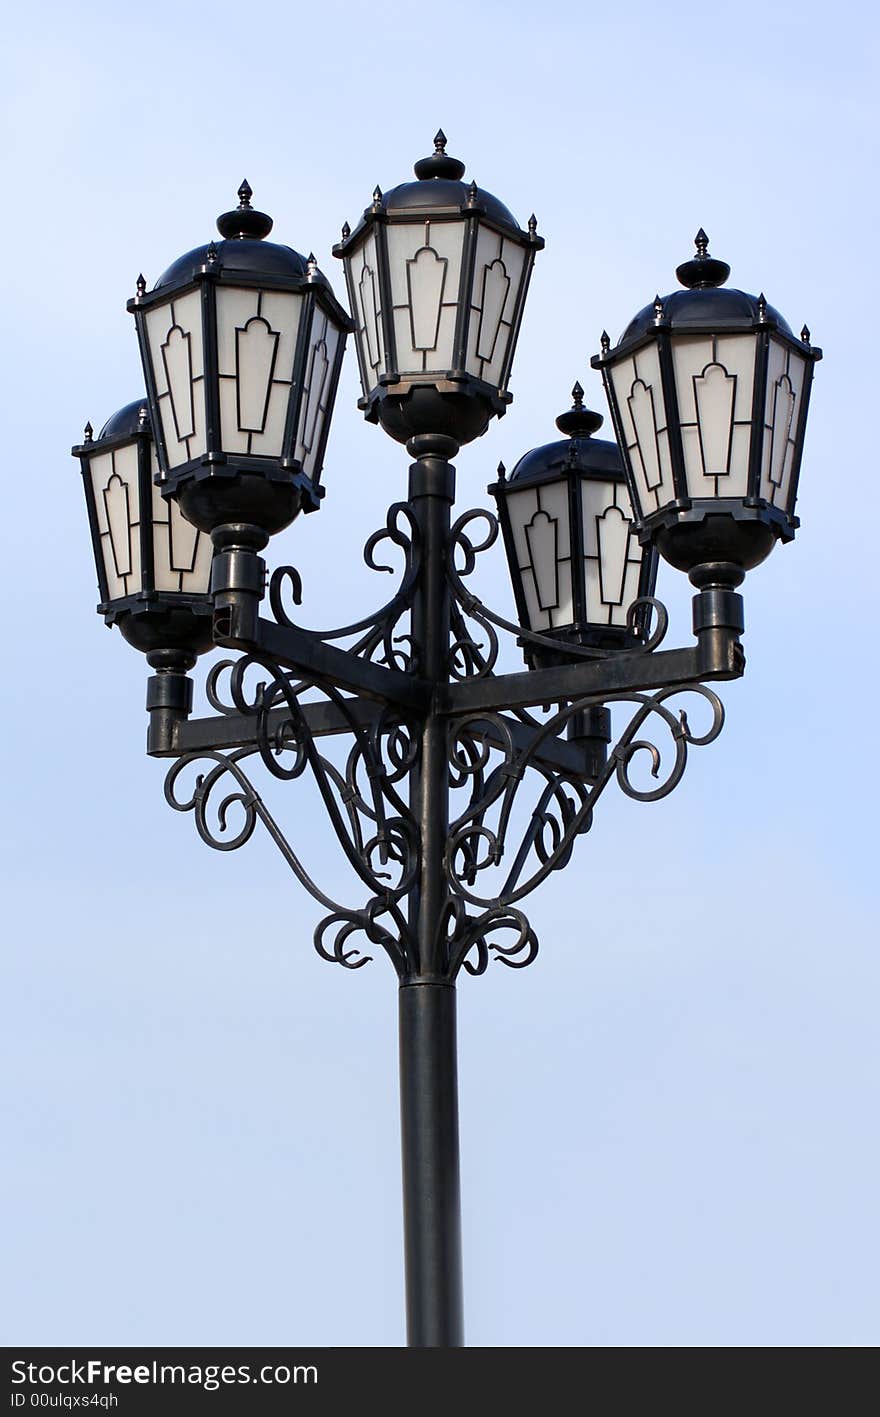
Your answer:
[137,405,149,430]
[556,385,603,438]
[757,292,767,321]
[677,228,729,289]
[528,213,537,237]
[467,180,478,206]
[136,273,146,297]
[372,185,382,209]
[341,221,351,241]
[497,460,507,483]
[801,324,811,344]
[653,294,664,325]
[238,180,253,208]
[206,241,218,265]
[83,421,93,442]
[600,330,610,355]
[307,252,318,276]
[434,129,447,152]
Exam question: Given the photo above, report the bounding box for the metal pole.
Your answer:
[399,433,464,1347]
[398,981,463,1346]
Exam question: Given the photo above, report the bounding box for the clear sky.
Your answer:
[1,0,877,1347]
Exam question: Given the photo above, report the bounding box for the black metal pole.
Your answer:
[398,980,463,1347]
[398,434,464,1347]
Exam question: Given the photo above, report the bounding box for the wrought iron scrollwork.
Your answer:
[160,489,730,982]
[268,499,422,673]
[444,685,724,917]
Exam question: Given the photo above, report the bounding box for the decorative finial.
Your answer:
[307,252,318,276]
[528,213,537,237]
[341,221,351,241]
[653,294,664,325]
[600,330,610,355]
[206,241,218,265]
[556,384,604,439]
[757,292,767,322]
[137,405,149,430]
[83,421,93,442]
[217,184,273,241]
[136,273,146,298]
[497,460,507,483]
[467,180,478,207]
[413,135,466,181]
[372,185,382,210]
[676,229,730,290]
[801,324,811,344]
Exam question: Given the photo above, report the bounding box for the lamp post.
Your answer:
[75,136,820,1348]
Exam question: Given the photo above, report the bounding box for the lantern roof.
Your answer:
[149,182,329,292]
[615,230,795,347]
[97,398,150,441]
[335,132,542,249]
[508,384,624,484]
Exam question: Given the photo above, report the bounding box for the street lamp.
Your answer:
[75,139,820,1348]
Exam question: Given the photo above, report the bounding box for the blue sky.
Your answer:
[1,0,877,1346]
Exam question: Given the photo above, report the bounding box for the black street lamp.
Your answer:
[75,138,820,1348]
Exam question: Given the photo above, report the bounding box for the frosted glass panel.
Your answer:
[90,444,142,601]
[386,221,464,373]
[464,228,527,388]
[145,290,206,471]
[295,310,342,478]
[150,454,212,595]
[506,479,574,632]
[672,332,755,497]
[580,478,642,626]
[610,344,674,518]
[760,339,806,513]
[216,286,301,457]
[345,231,386,394]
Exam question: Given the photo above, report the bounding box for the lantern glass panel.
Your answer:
[386,221,465,374]
[149,450,213,594]
[346,229,387,394]
[89,444,143,600]
[760,338,809,514]
[671,333,756,499]
[464,226,527,388]
[215,286,304,458]
[506,481,574,631]
[295,306,343,478]
[608,342,675,519]
[144,290,207,470]
[580,479,643,627]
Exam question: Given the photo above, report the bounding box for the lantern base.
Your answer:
[364,381,508,447]
[110,600,215,658]
[173,465,318,537]
[647,501,795,574]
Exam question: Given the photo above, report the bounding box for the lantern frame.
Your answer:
[72,400,214,657]
[490,386,659,668]
[591,232,822,573]
[333,133,544,447]
[128,184,353,536]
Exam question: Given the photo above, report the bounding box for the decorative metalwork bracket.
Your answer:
[149,497,744,981]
